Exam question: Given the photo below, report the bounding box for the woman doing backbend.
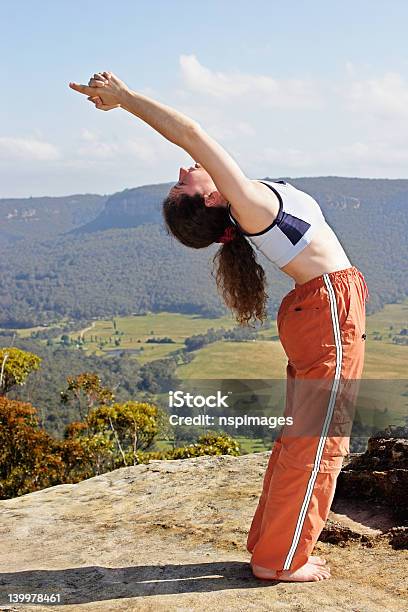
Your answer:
[69,72,369,583]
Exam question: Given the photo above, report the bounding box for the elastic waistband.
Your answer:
[294,265,370,301]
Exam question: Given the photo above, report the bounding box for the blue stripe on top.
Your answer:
[226,179,327,269]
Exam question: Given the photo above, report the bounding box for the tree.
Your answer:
[0,396,65,498]
[0,347,42,396]
[60,372,114,422]
[66,400,166,466]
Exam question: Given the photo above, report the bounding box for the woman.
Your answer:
[69,72,369,583]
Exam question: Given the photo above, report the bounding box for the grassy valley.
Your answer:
[75,312,237,363]
[3,299,407,454]
[34,300,406,379]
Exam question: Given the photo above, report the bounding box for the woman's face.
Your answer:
[169,163,218,199]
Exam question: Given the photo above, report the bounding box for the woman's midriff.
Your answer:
[280,222,352,286]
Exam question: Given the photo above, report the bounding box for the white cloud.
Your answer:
[260,146,312,169]
[77,141,120,160]
[342,71,408,120]
[179,54,324,109]
[73,128,161,164]
[173,57,408,178]
[338,141,408,167]
[124,140,157,163]
[345,61,356,78]
[237,121,256,136]
[0,137,60,161]
[252,140,408,176]
[80,128,99,142]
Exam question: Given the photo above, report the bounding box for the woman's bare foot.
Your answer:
[251,561,331,582]
[250,556,327,569]
[309,555,327,565]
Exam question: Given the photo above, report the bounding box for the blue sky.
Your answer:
[1,0,408,197]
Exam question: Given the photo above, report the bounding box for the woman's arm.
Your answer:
[121,88,258,210]
[70,72,276,224]
[121,89,199,150]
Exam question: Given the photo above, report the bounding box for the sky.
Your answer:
[1,0,408,198]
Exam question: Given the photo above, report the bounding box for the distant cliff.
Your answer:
[70,183,170,234]
[0,193,106,242]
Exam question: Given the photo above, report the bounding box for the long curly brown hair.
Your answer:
[162,192,268,326]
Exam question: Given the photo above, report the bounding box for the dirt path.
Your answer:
[79,321,96,340]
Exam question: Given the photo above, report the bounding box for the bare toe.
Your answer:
[319,570,331,579]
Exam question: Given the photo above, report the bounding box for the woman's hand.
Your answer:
[69,71,131,111]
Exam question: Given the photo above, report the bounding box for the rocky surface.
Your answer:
[0,451,407,612]
[337,435,408,520]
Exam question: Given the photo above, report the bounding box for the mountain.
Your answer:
[70,183,171,233]
[0,177,406,327]
[72,175,408,236]
[0,193,107,242]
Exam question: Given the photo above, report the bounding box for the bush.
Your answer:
[134,431,240,463]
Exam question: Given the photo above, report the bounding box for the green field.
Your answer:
[177,339,288,379]
[176,301,408,380]
[6,319,71,338]
[6,301,406,377]
[77,312,238,363]
[363,302,408,378]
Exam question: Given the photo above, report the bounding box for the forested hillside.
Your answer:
[0,177,406,328]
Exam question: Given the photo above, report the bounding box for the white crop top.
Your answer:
[227,180,327,269]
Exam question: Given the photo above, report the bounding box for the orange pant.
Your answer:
[247,266,369,574]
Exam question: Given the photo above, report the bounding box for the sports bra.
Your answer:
[227,180,327,269]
